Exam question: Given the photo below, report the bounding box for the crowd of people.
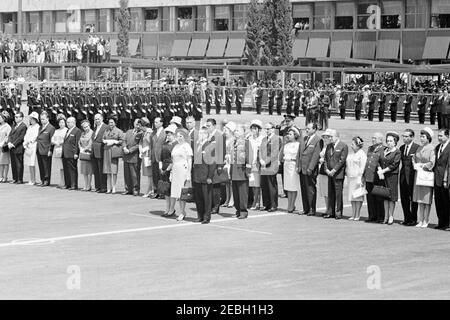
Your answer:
[0,34,111,64]
[0,106,449,230]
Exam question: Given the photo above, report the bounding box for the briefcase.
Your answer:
[180,187,195,203]
[111,146,123,159]
[157,180,171,196]
[371,182,391,200]
[415,169,434,187]
[79,151,92,161]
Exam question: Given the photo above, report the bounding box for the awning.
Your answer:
[402,31,425,61]
[188,38,209,57]
[143,34,158,58]
[224,38,246,57]
[293,39,308,59]
[170,39,191,58]
[376,39,399,60]
[206,38,228,58]
[305,38,330,58]
[422,36,450,60]
[353,41,376,60]
[330,40,352,59]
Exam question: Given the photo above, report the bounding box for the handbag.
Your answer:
[79,151,92,161]
[111,145,123,159]
[371,181,392,200]
[157,180,171,196]
[352,186,368,199]
[416,168,434,187]
[180,187,195,203]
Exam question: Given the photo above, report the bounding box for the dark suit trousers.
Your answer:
[261,174,278,209]
[152,161,161,192]
[124,162,139,193]
[63,158,78,188]
[193,182,212,222]
[10,151,24,182]
[37,153,52,184]
[212,184,222,213]
[400,174,418,223]
[92,157,107,191]
[328,177,344,217]
[300,172,317,213]
[366,182,385,221]
[435,186,450,228]
[232,180,249,217]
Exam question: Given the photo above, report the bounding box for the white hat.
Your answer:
[322,128,336,137]
[422,127,434,138]
[294,22,301,28]
[250,119,263,129]
[225,121,237,133]
[164,124,178,134]
[170,116,182,126]
[29,111,39,122]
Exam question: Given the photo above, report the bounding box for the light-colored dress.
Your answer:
[248,134,263,187]
[346,148,367,202]
[51,127,68,171]
[102,127,124,175]
[139,129,153,177]
[23,123,39,167]
[79,129,93,175]
[413,143,435,204]
[170,142,193,199]
[0,123,11,165]
[282,141,300,192]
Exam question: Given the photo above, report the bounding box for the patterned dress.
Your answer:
[413,143,435,204]
[282,141,300,192]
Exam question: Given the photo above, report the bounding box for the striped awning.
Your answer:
[422,36,450,60]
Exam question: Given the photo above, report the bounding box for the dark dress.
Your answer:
[378,147,401,201]
[159,140,177,193]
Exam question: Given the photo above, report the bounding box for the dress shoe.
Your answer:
[401,221,409,226]
[434,225,444,230]
[444,227,450,231]
[238,215,248,219]
[235,212,240,218]
[149,193,159,199]
[69,187,77,191]
[133,191,139,196]
[97,190,107,193]
[407,222,417,226]
[416,221,423,227]
[307,212,316,216]
[10,180,17,184]
[335,216,342,220]
[323,214,335,219]
[421,222,429,228]
[193,218,203,223]
[176,214,185,221]
[122,192,132,195]
[267,208,277,213]
[201,220,210,224]
[211,210,218,215]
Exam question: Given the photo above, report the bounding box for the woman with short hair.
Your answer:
[346,136,367,221]
[139,118,154,198]
[0,112,11,182]
[412,127,436,228]
[160,124,178,217]
[52,114,68,188]
[23,112,40,185]
[248,120,263,210]
[102,116,124,194]
[79,120,94,191]
[281,127,301,213]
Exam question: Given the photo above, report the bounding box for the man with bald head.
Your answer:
[363,132,385,222]
[62,117,82,190]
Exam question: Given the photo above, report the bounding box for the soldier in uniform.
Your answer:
[389,91,399,123]
[214,85,222,115]
[429,89,438,125]
[367,91,376,121]
[378,91,386,122]
[225,85,233,115]
[338,90,347,119]
[275,83,283,115]
[267,82,275,115]
[205,85,213,115]
[293,84,301,117]
[255,82,263,115]
[403,92,413,124]
[354,89,363,121]
[417,90,427,125]
[318,91,330,131]
[234,86,243,115]
[285,83,294,115]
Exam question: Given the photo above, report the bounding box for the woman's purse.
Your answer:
[416,168,434,187]
[79,151,92,161]
[157,180,171,196]
[111,145,123,159]
[371,180,392,200]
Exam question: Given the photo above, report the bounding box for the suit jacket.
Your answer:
[324,140,348,180]
[399,142,420,185]
[151,128,166,162]
[92,122,108,159]
[7,122,27,154]
[258,133,282,176]
[363,143,384,183]
[379,148,401,174]
[192,136,216,184]
[36,123,56,155]
[230,138,251,181]
[296,134,322,175]
[62,127,82,159]
[434,142,450,187]
[205,130,227,184]
[122,129,143,163]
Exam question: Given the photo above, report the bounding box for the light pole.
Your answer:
[18,0,23,39]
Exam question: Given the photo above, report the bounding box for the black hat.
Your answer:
[284,114,296,120]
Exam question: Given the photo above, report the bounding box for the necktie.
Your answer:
[404,145,409,156]
[439,144,444,158]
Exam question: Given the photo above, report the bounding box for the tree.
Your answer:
[117,0,131,58]
[245,0,269,67]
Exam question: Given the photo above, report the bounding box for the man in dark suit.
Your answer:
[92,113,108,193]
[122,119,143,196]
[399,129,419,226]
[36,111,55,186]
[323,129,348,219]
[297,122,322,216]
[151,117,166,198]
[259,122,282,212]
[62,117,82,190]
[434,129,450,230]
[363,132,385,223]
[7,112,27,184]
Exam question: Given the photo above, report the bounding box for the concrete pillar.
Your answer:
[205,6,212,32]
[170,7,176,32]
[17,0,23,39]
[86,66,90,83]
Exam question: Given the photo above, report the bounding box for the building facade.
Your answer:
[0,0,449,63]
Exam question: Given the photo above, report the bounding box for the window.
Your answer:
[144,9,159,31]
[357,0,380,29]
[431,0,450,28]
[129,8,143,32]
[178,7,193,31]
[405,0,426,28]
[196,6,207,31]
[335,2,354,29]
[55,11,66,33]
[214,5,230,31]
[313,2,332,29]
[99,9,111,32]
[83,10,96,33]
[67,8,81,32]
[162,7,170,31]
[42,11,52,33]
[28,12,40,33]
[2,13,17,34]
[292,4,311,30]
[381,1,401,29]
[233,4,249,31]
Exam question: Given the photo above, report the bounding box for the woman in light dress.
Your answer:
[222,121,235,208]
[51,115,68,188]
[23,112,40,185]
[102,117,124,194]
[169,129,193,221]
[281,127,301,213]
[139,118,154,198]
[78,120,94,191]
[412,127,436,228]
[248,120,263,210]
[0,112,11,182]
[346,137,367,221]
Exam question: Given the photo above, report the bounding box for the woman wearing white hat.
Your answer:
[159,124,178,217]
[23,112,40,185]
[222,121,236,208]
[412,127,436,228]
[248,120,263,210]
[0,112,11,182]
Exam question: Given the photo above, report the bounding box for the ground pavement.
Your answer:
[0,112,449,299]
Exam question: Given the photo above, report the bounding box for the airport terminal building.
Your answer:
[0,0,449,65]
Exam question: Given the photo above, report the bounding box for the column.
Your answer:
[170,7,176,32]
[205,5,212,32]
